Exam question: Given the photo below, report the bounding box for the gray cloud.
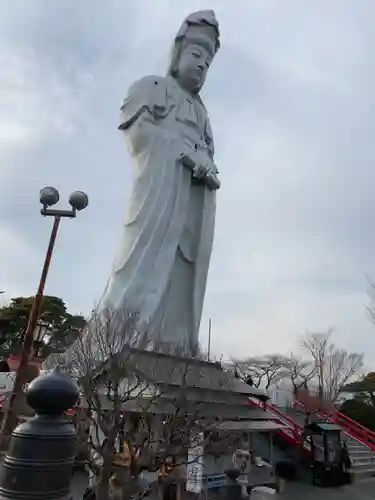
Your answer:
[1,0,375,362]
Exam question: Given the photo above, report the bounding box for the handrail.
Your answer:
[266,402,301,430]
[334,410,375,438]
[249,398,301,445]
[292,399,332,423]
[293,398,375,436]
[248,399,318,454]
[333,414,375,449]
[249,398,300,430]
[250,397,375,455]
[293,399,375,450]
[295,399,375,438]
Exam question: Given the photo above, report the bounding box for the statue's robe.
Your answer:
[100,75,217,353]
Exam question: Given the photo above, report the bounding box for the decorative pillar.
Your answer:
[0,370,79,499]
[222,468,243,500]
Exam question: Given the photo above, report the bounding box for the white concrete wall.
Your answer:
[268,388,293,408]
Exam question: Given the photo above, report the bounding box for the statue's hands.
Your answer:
[193,163,211,180]
[194,164,221,190]
[205,170,221,190]
[179,153,220,190]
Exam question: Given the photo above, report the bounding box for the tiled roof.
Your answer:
[104,348,268,400]
[211,420,287,432]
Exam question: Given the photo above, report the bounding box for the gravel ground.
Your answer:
[68,472,375,500]
[278,480,375,500]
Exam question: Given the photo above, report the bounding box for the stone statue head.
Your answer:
[168,10,220,94]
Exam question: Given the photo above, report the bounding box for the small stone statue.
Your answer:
[100,11,221,355]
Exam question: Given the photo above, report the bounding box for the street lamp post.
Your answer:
[0,187,88,443]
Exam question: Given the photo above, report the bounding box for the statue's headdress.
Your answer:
[168,10,220,78]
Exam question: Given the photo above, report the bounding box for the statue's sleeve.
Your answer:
[118,75,167,131]
[204,117,215,160]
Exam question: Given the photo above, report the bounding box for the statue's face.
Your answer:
[176,44,212,93]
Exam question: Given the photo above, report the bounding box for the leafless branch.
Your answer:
[49,306,219,499]
[282,354,316,395]
[232,354,288,389]
[301,330,363,405]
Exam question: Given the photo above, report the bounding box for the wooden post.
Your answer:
[269,432,274,466]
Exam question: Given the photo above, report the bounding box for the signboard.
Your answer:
[186,432,204,493]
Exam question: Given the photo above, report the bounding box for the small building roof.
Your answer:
[306,421,342,433]
[210,420,288,432]
[99,348,268,401]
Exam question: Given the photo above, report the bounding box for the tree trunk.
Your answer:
[96,459,112,500]
[96,436,116,500]
[318,385,323,401]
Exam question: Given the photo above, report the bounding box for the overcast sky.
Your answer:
[1,1,375,362]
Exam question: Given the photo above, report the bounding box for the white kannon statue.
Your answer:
[100,11,221,355]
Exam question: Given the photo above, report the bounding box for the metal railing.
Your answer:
[248,398,303,449]
[292,399,375,451]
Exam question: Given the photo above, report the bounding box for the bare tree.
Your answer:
[48,308,156,498]
[302,330,364,406]
[283,354,316,396]
[232,355,288,389]
[48,308,217,500]
[365,278,375,324]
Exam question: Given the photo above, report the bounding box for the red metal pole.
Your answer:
[0,216,61,441]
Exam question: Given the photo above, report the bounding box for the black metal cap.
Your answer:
[224,468,241,480]
[26,370,79,416]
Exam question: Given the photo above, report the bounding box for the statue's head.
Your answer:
[168,10,220,94]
